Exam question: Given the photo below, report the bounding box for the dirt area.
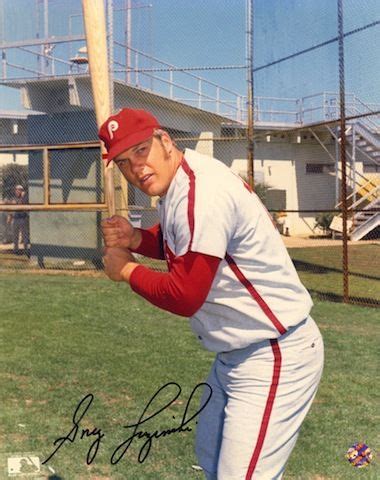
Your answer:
[282,236,380,248]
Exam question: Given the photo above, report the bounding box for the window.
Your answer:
[306,163,334,174]
[363,163,380,173]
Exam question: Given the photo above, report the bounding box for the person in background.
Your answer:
[1,194,14,245]
[12,184,29,255]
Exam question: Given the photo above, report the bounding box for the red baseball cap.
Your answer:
[98,108,160,165]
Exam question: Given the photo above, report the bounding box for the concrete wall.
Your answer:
[3,104,370,247]
[27,110,97,144]
[0,118,28,145]
[213,133,343,236]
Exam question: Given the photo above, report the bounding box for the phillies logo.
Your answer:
[107,120,119,139]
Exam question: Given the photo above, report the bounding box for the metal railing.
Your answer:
[112,42,246,120]
[0,38,247,122]
[1,34,380,127]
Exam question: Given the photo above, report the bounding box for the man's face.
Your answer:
[114,134,177,197]
[15,188,23,197]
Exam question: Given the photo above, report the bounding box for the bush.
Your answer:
[314,212,335,235]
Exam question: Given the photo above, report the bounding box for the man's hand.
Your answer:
[101,215,142,249]
[103,247,139,282]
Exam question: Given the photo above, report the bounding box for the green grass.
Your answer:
[0,272,379,479]
[288,244,380,304]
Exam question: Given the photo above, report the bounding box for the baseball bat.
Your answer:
[82,0,115,217]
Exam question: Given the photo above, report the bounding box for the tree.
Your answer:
[238,174,271,204]
[314,212,334,236]
[0,163,28,200]
[253,182,270,204]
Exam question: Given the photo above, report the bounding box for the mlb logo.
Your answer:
[7,455,40,477]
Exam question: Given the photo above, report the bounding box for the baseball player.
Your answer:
[99,108,324,479]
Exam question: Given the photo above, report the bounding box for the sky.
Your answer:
[0,0,379,115]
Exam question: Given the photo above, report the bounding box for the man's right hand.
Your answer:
[101,215,142,249]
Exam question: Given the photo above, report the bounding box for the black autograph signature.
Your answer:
[42,382,212,466]
[42,393,104,465]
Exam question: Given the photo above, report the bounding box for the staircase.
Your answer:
[345,122,379,240]
[330,180,379,241]
[328,120,380,241]
[346,122,380,165]
[351,196,380,241]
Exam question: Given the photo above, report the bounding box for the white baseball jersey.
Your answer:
[157,148,313,352]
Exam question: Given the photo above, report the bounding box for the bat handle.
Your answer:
[105,164,116,217]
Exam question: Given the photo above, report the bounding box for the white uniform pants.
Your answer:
[195,315,324,479]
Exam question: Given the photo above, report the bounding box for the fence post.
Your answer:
[43,147,50,206]
[338,0,349,303]
[246,0,254,190]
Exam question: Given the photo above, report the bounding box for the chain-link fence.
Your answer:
[0,0,378,307]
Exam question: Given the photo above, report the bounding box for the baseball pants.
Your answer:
[195,315,324,479]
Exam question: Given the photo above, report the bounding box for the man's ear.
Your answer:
[160,132,173,155]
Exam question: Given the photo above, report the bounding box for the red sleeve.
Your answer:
[129,250,221,317]
[130,223,165,260]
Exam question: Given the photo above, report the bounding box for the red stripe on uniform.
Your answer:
[246,339,282,479]
[225,253,287,335]
[180,158,196,250]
